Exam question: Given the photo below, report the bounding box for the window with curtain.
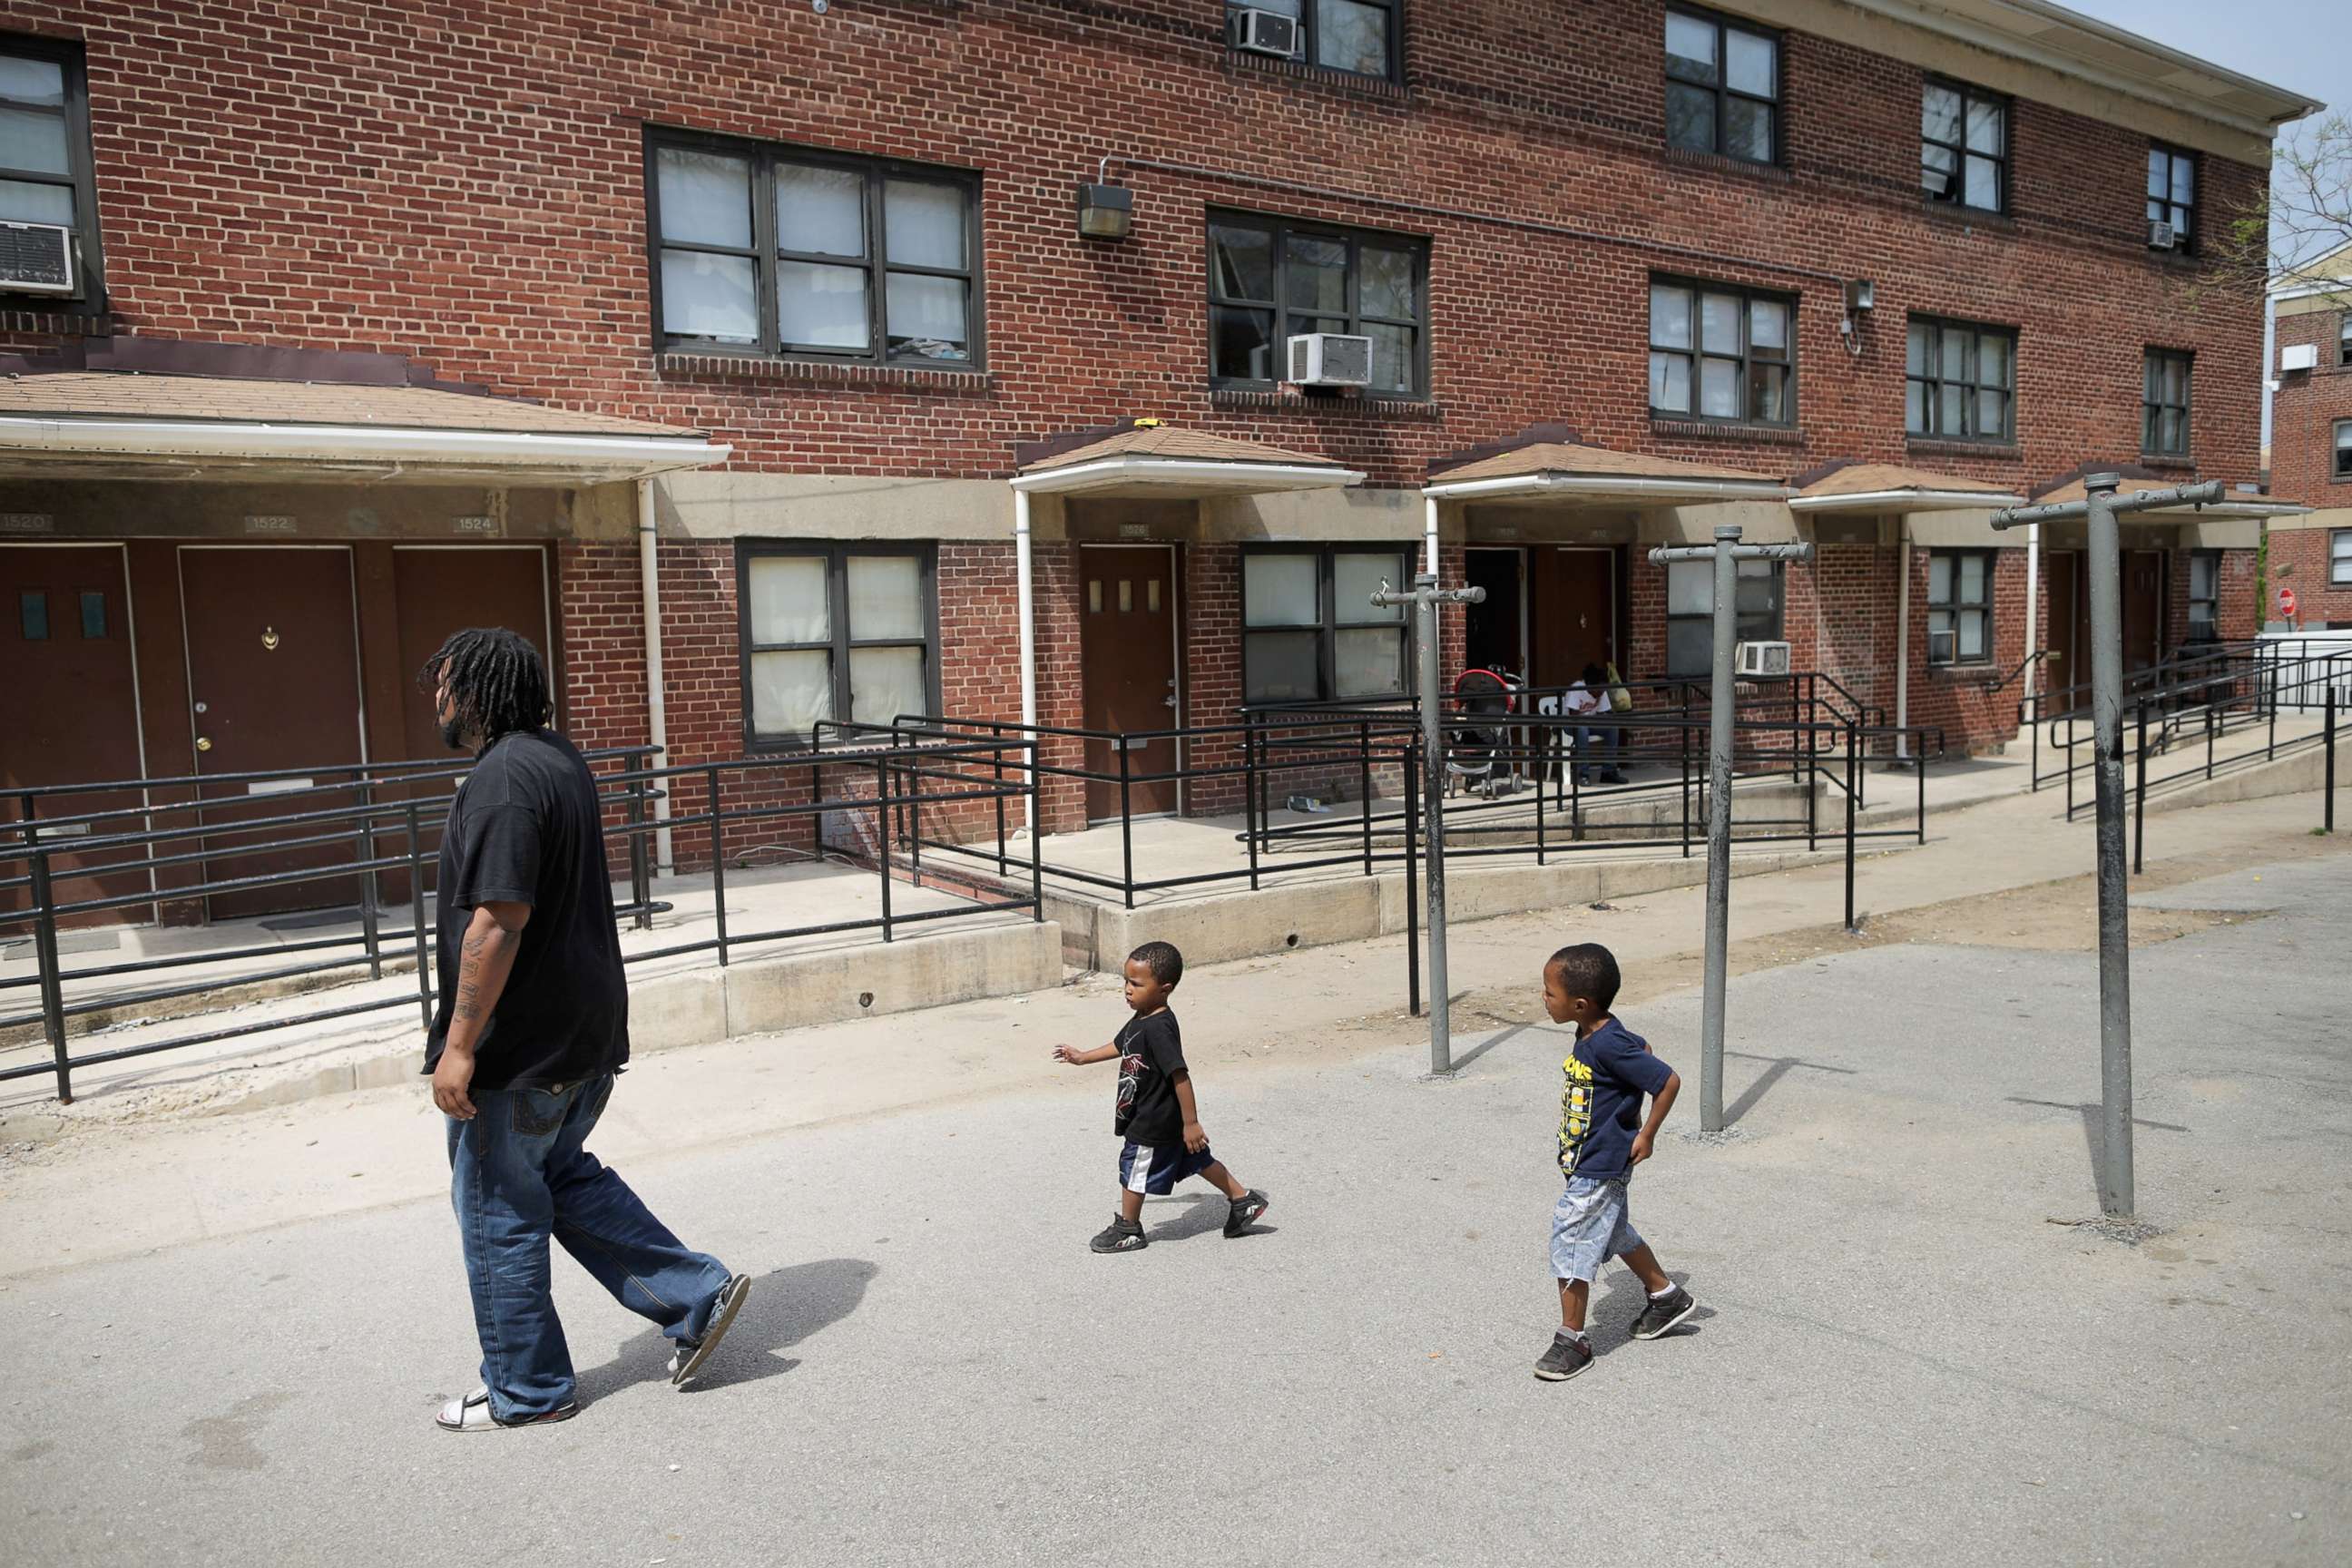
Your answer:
[1921,79,2007,212]
[0,37,100,305]
[1906,317,2015,443]
[2336,420,2352,481]
[1663,5,1780,164]
[2331,529,2352,587]
[1664,559,1782,678]
[1209,212,1427,396]
[737,543,936,747]
[2146,143,2196,250]
[2187,552,2220,643]
[650,132,979,367]
[1926,551,1993,666]
[1649,278,1796,424]
[1241,546,1409,704]
[1225,1,1401,82]
[2142,348,2191,456]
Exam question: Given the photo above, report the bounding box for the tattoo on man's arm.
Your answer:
[452,926,495,1024]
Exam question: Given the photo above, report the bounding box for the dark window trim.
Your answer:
[2146,142,2199,255]
[1662,3,1783,167]
[1921,75,2010,214]
[645,126,984,371]
[2339,311,2352,368]
[1206,209,1431,397]
[1239,542,1415,705]
[0,33,106,313]
[2334,419,2352,482]
[1906,315,2017,444]
[2142,347,2192,457]
[1925,547,1995,667]
[1647,274,1799,426]
[2187,547,2222,643]
[734,540,941,750]
[1224,1,1404,85]
[1663,557,1784,678]
[2330,528,2352,585]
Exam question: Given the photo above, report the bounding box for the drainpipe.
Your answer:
[1893,518,1912,762]
[637,477,673,874]
[1423,494,1440,576]
[1014,485,1037,837]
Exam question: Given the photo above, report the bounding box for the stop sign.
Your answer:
[2279,585,2298,618]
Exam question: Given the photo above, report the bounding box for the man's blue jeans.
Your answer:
[447,1071,732,1419]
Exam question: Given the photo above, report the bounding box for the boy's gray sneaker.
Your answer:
[1533,1331,1594,1381]
[1223,1189,1269,1238]
[669,1272,752,1387]
[1630,1285,1698,1340]
[1090,1215,1147,1253]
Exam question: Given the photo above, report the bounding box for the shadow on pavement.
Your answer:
[1593,1269,1713,1354]
[1453,1023,1536,1072]
[1723,1050,1858,1126]
[576,1256,879,1401]
[2004,1097,2190,1208]
[1144,1191,1282,1243]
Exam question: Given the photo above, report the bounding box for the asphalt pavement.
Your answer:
[3,856,2347,1566]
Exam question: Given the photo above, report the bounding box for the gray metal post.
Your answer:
[1994,475,2219,1219]
[1371,570,1484,1076]
[1646,526,1813,1132]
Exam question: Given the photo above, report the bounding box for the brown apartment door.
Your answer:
[2122,549,2166,684]
[1531,547,1618,689]
[2043,551,2082,713]
[1,545,149,927]
[179,546,367,920]
[1078,545,1179,821]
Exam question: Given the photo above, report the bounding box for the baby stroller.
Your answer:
[1446,668,1520,798]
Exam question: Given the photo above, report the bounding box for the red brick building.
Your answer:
[2269,242,2352,625]
[0,1,2315,897]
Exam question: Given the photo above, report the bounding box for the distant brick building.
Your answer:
[2269,242,2352,626]
[0,1,2314,912]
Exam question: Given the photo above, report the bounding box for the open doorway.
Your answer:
[1464,546,1526,680]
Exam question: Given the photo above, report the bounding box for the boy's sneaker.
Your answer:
[1223,1189,1270,1238]
[1630,1285,1698,1340]
[1533,1330,1594,1382]
[669,1272,753,1387]
[1090,1216,1147,1253]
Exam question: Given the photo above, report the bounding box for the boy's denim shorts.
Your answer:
[1550,1175,1642,1283]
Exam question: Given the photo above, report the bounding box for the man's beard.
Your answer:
[440,714,468,750]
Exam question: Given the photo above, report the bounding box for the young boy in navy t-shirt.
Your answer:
[1534,942,1698,1380]
[1053,940,1269,1253]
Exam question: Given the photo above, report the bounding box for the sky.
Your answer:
[2059,0,2341,117]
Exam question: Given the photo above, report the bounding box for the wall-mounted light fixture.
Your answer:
[1842,279,1876,315]
[1076,182,1132,240]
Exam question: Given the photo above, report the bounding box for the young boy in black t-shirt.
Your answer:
[1054,940,1269,1253]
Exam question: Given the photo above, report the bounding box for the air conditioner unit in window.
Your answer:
[1230,7,1299,57]
[1288,332,1374,388]
[2148,219,2182,250]
[1734,641,1792,679]
[0,221,74,296]
[2280,342,2319,373]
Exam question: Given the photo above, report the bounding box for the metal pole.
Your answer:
[407,800,434,1034]
[2082,476,2134,1216]
[355,778,382,981]
[1844,720,1858,934]
[1244,719,1261,893]
[29,848,72,1103]
[707,766,729,966]
[1416,576,1453,1075]
[2132,702,2149,877]
[1359,719,1374,877]
[2326,687,2337,836]
[1118,741,1134,911]
[1404,741,1421,1018]
[875,753,893,943]
[1697,527,1740,1131]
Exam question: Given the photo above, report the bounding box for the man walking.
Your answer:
[420,627,749,1431]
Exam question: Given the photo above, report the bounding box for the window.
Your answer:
[17,588,44,640]
[1921,79,2007,212]
[2146,144,2196,250]
[1906,317,2014,443]
[0,37,101,304]
[78,589,104,638]
[1648,279,1795,424]
[2142,349,2191,456]
[2340,312,2351,367]
[1926,551,1994,666]
[2337,420,2352,481]
[1209,213,1427,396]
[1241,546,1409,704]
[1663,6,1779,163]
[2188,551,2220,643]
[1664,559,1782,678]
[736,543,937,747]
[1225,2,1401,82]
[2333,530,2352,586]
[649,132,979,367]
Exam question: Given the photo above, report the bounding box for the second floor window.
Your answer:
[650,134,979,367]
[1906,318,2014,443]
[1663,6,1779,163]
[2337,420,2352,482]
[2340,312,2351,367]
[2143,349,2191,456]
[1242,546,1409,704]
[1926,550,1993,666]
[2146,144,2196,250]
[0,38,100,304]
[737,543,938,747]
[1649,279,1795,425]
[1922,79,2007,211]
[2332,529,2352,586]
[1227,2,1400,82]
[1210,214,1426,396]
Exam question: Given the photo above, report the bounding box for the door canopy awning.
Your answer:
[1787,459,2023,514]
[0,371,730,485]
[1422,424,1788,507]
[1010,420,1364,498]
[2030,464,2311,521]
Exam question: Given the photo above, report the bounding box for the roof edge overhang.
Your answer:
[1422,473,1792,505]
[0,416,731,485]
[1790,488,2023,514]
[1010,455,1366,497]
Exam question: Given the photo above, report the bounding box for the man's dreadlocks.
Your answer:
[419,627,552,749]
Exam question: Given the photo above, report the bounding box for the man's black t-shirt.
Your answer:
[421,728,630,1093]
[1112,1009,1187,1148]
